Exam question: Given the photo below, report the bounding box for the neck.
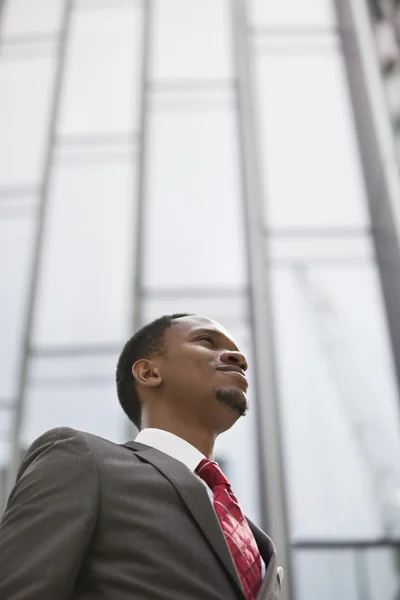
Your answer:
[141,414,217,459]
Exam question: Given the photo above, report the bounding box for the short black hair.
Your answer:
[116,313,191,429]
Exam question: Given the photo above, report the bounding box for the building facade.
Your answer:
[1,1,400,599]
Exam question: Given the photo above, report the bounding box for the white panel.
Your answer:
[22,385,125,446]
[58,5,143,136]
[0,214,36,399]
[143,107,246,288]
[272,264,400,539]
[1,0,64,38]
[249,0,336,28]
[32,161,136,346]
[0,57,55,187]
[256,50,370,229]
[151,0,233,80]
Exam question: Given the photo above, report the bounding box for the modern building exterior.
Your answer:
[1,1,400,599]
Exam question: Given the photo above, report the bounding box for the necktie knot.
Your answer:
[196,458,229,491]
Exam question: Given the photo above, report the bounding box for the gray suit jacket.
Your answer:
[0,427,282,599]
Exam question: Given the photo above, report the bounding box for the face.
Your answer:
[156,315,249,433]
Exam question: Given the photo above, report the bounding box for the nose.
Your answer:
[220,350,248,372]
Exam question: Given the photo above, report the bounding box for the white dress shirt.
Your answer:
[135,428,214,501]
[134,427,266,576]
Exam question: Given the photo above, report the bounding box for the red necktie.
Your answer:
[196,458,262,600]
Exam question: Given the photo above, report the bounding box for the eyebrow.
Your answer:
[192,328,240,353]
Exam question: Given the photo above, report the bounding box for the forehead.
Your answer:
[168,315,237,345]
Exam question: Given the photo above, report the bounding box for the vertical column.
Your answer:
[231,0,292,598]
[127,0,152,440]
[6,0,74,496]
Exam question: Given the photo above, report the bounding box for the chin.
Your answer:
[214,387,249,419]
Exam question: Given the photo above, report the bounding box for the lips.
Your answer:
[217,364,246,376]
[216,365,248,383]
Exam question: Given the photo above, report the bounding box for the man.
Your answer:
[0,313,283,599]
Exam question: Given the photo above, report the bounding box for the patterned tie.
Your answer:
[196,458,262,600]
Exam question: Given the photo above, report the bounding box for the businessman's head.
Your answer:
[116,314,249,438]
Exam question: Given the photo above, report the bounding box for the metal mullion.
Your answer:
[5,0,75,499]
[126,0,152,439]
[230,1,292,599]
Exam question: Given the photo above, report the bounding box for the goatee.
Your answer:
[215,387,249,417]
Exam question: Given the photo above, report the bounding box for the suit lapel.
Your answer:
[123,441,245,598]
[247,519,281,600]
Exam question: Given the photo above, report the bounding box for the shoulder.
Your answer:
[18,427,125,476]
[24,426,123,453]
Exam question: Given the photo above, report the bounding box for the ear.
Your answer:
[132,359,162,389]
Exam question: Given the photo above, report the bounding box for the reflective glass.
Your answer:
[269,233,373,263]
[271,263,400,539]
[58,5,143,137]
[365,547,400,600]
[142,106,246,288]
[22,384,125,448]
[0,56,55,187]
[151,0,233,80]
[293,549,359,600]
[255,50,370,228]
[1,0,64,38]
[0,214,36,399]
[142,293,248,326]
[29,353,119,386]
[32,160,136,347]
[249,0,336,28]
[0,406,11,437]
[294,547,400,600]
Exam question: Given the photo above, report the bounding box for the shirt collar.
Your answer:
[134,428,206,473]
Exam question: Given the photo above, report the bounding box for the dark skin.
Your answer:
[132,315,249,459]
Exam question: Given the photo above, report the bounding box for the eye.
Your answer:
[199,336,213,345]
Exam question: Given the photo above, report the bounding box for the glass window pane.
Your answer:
[1,0,64,38]
[271,263,400,540]
[293,549,359,600]
[270,234,373,262]
[365,547,400,600]
[255,50,370,229]
[32,160,136,347]
[143,106,246,288]
[294,547,400,600]
[151,0,233,80]
[0,57,55,187]
[249,0,336,28]
[0,214,36,399]
[142,293,248,326]
[29,353,118,386]
[22,385,125,447]
[57,5,143,137]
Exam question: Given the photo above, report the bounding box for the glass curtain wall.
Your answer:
[248,0,400,598]
[1,1,400,599]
